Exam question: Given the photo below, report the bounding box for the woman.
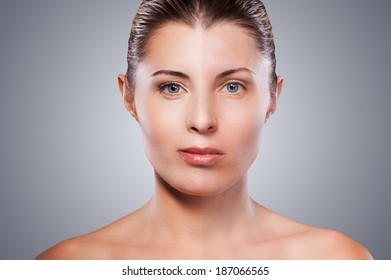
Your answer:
[37,0,372,259]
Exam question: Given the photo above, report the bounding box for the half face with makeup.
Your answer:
[123,22,279,196]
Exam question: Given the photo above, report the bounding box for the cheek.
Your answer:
[135,97,181,156]
[220,98,266,163]
[223,96,265,136]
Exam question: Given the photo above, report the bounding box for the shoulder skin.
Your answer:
[35,237,111,260]
[287,228,373,260]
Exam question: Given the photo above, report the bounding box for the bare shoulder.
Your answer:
[35,235,111,260]
[255,206,373,260]
[291,228,373,260]
[35,211,145,260]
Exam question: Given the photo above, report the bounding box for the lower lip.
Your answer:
[179,151,223,166]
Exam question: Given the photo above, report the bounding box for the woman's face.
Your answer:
[127,22,276,196]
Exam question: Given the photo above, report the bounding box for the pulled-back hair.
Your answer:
[127,0,277,94]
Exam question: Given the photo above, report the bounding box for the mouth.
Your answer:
[178,147,224,166]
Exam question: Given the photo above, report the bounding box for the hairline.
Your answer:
[130,20,272,86]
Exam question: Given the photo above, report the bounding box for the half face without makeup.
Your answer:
[130,22,274,196]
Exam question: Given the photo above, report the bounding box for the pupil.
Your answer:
[228,83,238,92]
[169,84,179,93]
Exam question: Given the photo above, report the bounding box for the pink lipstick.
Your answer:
[179,147,224,166]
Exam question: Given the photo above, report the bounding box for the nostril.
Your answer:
[189,123,217,134]
[207,124,217,133]
[190,126,199,132]
[186,100,218,134]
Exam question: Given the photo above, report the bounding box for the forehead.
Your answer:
[141,21,262,72]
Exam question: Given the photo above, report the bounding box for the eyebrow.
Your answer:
[150,67,255,80]
[216,67,256,80]
[151,70,190,79]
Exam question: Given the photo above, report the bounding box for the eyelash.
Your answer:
[157,81,246,95]
[222,81,246,94]
[158,82,184,95]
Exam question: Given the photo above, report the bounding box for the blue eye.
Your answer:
[166,84,180,93]
[159,83,183,94]
[225,82,243,93]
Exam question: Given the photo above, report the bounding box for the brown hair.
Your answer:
[127,0,277,94]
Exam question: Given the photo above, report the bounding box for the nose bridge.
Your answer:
[186,88,217,134]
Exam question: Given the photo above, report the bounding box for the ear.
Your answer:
[118,74,139,121]
[265,75,284,123]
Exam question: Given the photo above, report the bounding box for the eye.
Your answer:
[158,82,185,95]
[224,82,244,94]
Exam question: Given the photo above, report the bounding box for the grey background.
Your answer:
[0,0,390,259]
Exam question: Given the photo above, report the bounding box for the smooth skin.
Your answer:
[36,22,372,260]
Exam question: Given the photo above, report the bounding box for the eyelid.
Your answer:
[157,81,188,95]
[221,80,246,92]
[158,81,181,90]
[224,79,246,87]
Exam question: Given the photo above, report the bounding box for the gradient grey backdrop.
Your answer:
[0,0,390,259]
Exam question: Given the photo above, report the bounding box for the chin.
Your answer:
[158,170,243,197]
[151,151,252,196]
[173,184,230,197]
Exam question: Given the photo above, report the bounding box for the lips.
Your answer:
[178,147,224,166]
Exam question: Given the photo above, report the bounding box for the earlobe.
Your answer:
[117,74,139,121]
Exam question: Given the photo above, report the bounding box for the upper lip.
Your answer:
[179,147,224,155]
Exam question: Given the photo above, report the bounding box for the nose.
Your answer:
[186,94,218,134]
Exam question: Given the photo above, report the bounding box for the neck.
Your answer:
[145,171,257,249]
